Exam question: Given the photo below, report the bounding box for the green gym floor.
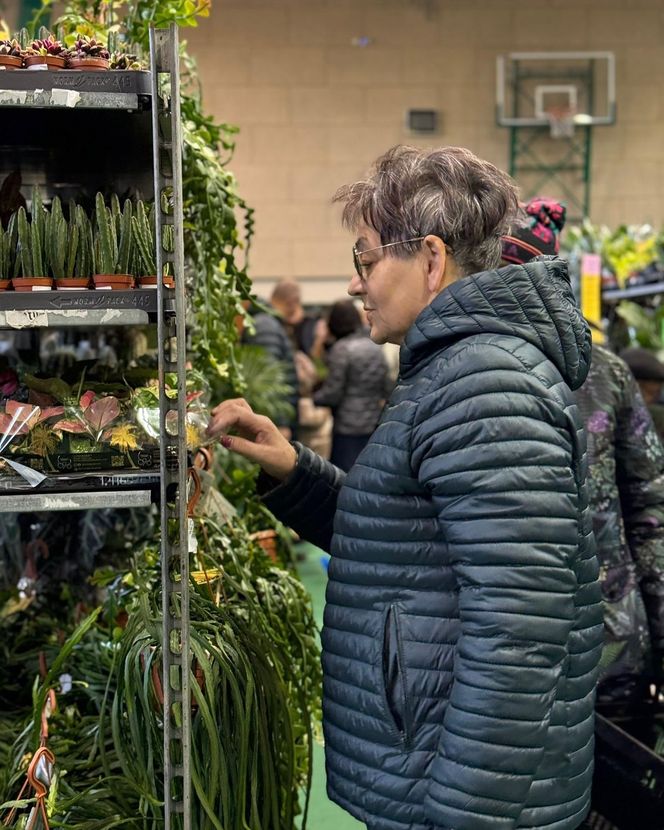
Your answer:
[296,543,365,830]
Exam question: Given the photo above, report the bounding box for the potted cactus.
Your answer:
[0,39,24,70]
[93,193,134,289]
[24,32,67,70]
[70,205,94,289]
[132,200,174,289]
[0,214,17,290]
[66,35,110,71]
[13,188,52,291]
[46,196,85,289]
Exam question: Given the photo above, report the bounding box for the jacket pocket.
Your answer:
[381,604,410,745]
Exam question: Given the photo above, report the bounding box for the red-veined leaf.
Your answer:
[79,390,96,411]
[4,401,40,432]
[37,406,65,423]
[85,396,120,432]
[52,419,87,433]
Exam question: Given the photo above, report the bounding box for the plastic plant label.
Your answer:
[187,517,198,553]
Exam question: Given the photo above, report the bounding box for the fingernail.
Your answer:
[220,435,232,449]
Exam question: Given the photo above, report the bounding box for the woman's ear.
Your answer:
[423,235,448,294]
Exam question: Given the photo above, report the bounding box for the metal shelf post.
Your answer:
[150,25,191,829]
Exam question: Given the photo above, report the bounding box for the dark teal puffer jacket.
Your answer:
[263,258,603,830]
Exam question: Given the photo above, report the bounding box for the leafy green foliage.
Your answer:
[0,513,321,829]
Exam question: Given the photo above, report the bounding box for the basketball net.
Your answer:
[545,106,576,139]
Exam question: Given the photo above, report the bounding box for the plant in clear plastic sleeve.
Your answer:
[0,400,65,471]
[53,391,121,443]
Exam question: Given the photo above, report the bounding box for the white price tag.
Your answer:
[187,518,198,553]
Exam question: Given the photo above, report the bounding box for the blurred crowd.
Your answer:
[244,279,395,471]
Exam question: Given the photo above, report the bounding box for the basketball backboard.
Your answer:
[496,51,616,128]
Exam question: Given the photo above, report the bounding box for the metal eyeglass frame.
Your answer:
[352,236,426,279]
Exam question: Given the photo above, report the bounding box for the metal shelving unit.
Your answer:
[0,23,190,825]
[150,26,192,829]
[0,288,173,326]
[602,281,664,303]
[0,68,151,110]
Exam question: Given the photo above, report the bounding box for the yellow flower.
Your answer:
[186,422,205,450]
[107,423,140,453]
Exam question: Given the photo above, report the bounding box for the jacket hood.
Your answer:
[400,257,591,390]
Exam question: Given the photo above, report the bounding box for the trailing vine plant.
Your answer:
[0,1,321,827]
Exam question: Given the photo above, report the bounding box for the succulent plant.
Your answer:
[0,214,17,280]
[109,51,144,71]
[0,39,23,58]
[26,35,66,57]
[46,196,78,278]
[93,193,133,275]
[132,200,156,276]
[74,206,94,279]
[16,203,47,278]
[67,34,110,61]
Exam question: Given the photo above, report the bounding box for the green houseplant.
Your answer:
[93,192,134,289]
[46,195,82,289]
[13,188,52,291]
[132,199,174,288]
[0,214,17,290]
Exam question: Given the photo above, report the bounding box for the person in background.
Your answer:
[242,297,298,439]
[270,279,322,357]
[620,346,664,441]
[209,145,602,830]
[503,199,664,705]
[313,299,390,471]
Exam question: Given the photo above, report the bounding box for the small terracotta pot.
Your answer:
[0,55,22,70]
[67,57,110,71]
[24,54,66,70]
[55,277,91,290]
[137,274,175,289]
[93,274,134,290]
[250,529,279,563]
[0,279,11,291]
[12,277,53,292]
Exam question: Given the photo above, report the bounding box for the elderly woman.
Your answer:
[208,146,603,830]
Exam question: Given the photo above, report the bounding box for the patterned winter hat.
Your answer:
[501,197,567,265]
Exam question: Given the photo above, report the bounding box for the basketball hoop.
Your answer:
[545,106,576,139]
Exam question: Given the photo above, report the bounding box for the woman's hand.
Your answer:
[206,398,298,481]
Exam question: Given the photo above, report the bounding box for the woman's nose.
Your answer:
[347,272,363,297]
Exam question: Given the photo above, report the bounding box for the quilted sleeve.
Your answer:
[259,443,344,552]
[412,344,594,830]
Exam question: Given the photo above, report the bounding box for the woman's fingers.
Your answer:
[206,399,298,480]
[210,397,252,417]
[206,400,263,442]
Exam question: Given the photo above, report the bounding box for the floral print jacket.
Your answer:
[575,345,664,694]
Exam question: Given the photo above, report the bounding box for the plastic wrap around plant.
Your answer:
[0,371,211,485]
[133,373,212,450]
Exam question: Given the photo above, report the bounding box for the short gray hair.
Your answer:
[334,145,519,276]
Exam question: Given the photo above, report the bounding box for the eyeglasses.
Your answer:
[352,237,426,279]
